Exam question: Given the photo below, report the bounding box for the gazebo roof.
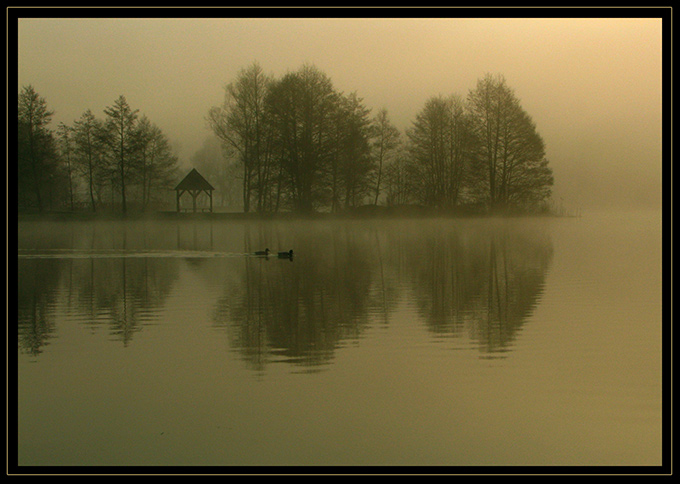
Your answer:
[175,168,215,191]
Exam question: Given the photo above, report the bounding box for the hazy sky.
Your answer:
[16,13,664,210]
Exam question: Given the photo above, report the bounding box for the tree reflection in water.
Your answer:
[214,219,553,368]
[213,222,378,372]
[17,259,60,356]
[17,221,182,352]
[18,218,552,366]
[394,222,554,357]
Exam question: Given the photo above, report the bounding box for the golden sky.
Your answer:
[16,14,664,209]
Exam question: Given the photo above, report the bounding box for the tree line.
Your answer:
[17,86,179,213]
[206,63,553,214]
[17,64,554,215]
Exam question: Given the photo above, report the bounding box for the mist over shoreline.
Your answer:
[15,14,665,213]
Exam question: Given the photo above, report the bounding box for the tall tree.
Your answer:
[56,122,76,211]
[407,95,471,208]
[207,62,272,213]
[133,116,179,210]
[370,108,401,205]
[383,151,415,206]
[73,109,102,212]
[466,74,553,211]
[18,85,55,211]
[102,95,139,214]
[446,95,474,206]
[335,91,373,209]
[266,64,337,212]
[191,135,242,210]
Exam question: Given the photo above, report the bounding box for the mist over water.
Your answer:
[16,209,662,467]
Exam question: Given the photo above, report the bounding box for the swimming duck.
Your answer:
[254,248,270,256]
[278,250,294,258]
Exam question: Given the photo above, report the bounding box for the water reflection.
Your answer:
[17,259,60,356]
[397,225,553,356]
[17,219,552,364]
[212,223,380,371]
[17,222,182,351]
[211,220,553,366]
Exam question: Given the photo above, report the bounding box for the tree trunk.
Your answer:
[120,138,127,214]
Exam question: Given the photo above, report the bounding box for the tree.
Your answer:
[406,94,472,208]
[370,108,401,205]
[383,150,415,206]
[102,95,139,214]
[334,91,373,209]
[73,109,103,212]
[18,85,55,211]
[191,135,241,210]
[207,62,273,213]
[133,116,179,210]
[266,64,338,212]
[56,122,76,211]
[501,109,554,207]
[446,96,474,206]
[203,64,555,215]
[466,74,553,211]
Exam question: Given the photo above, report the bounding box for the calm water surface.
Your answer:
[16,210,663,467]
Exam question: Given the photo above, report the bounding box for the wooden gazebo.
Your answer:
[175,168,216,213]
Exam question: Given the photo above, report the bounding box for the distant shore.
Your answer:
[17,204,572,222]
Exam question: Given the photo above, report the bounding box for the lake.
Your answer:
[15,210,664,469]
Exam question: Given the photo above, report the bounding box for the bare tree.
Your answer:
[266,64,337,212]
[466,74,553,211]
[18,85,55,211]
[133,116,179,210]
[102,95,139,214]
[203,64,553,215]
[383,150,415,206]
[56,122,76,211]
[207,62,272,213]
[370,108,400,205]
[73,109,102,212]
[335,91,373,210]
[407,95,471,208]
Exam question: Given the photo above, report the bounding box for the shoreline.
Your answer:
[16,206,573,222]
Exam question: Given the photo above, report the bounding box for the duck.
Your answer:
[254,248,270,256]
[278,249,294,258]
